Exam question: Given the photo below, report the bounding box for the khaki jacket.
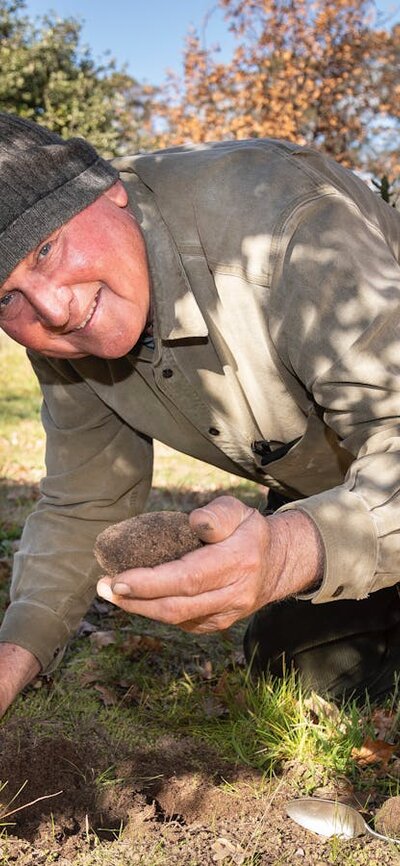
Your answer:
[1,139,400,672]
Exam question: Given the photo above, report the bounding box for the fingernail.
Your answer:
[97,582,113,602]
[195,522,213,533]
[112,583,130,596]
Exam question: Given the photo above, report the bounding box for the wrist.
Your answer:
[0,643,41,716]
[266,510,324,601]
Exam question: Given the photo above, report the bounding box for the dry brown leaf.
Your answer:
[230,649,246,668]
[213,670,229,697]
[198,659,213,680]
[118,680,142,704]
[371,707,397,741]
[94,684,119,706]
[80,670,102,687]
[121,634,163,656]
[203,695,227,719]
[211,837,245,864]
[351,736,397,768]
[89,630,117,650]
[304,691,341,724]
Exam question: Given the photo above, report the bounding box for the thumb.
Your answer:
[189,495,254,543]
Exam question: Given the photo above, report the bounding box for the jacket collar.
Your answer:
[115,161,208,342]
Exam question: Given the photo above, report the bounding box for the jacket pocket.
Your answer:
[253,411,353,497]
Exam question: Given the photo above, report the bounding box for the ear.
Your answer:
[103,180,128,207]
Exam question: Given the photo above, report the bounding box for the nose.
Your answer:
[26,275,73,330]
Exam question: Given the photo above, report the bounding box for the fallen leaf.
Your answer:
[230,649,246,668]
[94,684,119,706]
[198,659,213,680]
[371,707,397,741]
[212,671,247,711]
[121,634,163,656]
[304,692,341,724]
[211,837,245,864]
[351,737,397,768]
[213,670,229,696]
[89,630,117,650]
[203,695,227,719]
[80,670,102,687]
[118,680,142,704]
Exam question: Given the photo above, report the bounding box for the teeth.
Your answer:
[76,294,98,330]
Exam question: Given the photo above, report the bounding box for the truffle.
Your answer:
[94,511,203,575]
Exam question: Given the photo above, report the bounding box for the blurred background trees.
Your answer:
[0,0,399,188]
[0,0,155,155]
[155,0,400,182]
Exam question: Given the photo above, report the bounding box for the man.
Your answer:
[0,113,399,716]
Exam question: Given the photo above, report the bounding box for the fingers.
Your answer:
[96,501,272,634]
[97,580,245,630]
[97,537,236,601]
[97,497,256,602]
[189,495,254,543]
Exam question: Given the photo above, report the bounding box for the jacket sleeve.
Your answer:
[0,353,153,671]
[269,193,400,603]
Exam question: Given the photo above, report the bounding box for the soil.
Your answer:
[375,796,400,837]
[0,721,398,866]
[94,511,203,574]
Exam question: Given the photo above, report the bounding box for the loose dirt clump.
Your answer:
[94,511,203,574]
[375,795,400,837]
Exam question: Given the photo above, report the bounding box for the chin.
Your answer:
[96,333,141,359]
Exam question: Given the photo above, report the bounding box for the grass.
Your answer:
[0,334,400,865]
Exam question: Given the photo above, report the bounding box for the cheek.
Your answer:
[1,316,45,351]
[1,320,22,341]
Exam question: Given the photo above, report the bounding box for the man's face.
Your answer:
[0,182,151,359]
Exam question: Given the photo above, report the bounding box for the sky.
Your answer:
[22,0,400,86]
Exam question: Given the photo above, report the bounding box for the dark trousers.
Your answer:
[244,491,400,701]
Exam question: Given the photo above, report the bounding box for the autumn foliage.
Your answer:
[155,0,400,178]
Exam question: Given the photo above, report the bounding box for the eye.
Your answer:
[0,291,15,309]
[0,290,23,321]
[38,241,52,259]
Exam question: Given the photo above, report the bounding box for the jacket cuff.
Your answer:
[0,601,70,673]
[277,487,378,603]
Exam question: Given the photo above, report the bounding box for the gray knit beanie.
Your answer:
[0,113,119,284]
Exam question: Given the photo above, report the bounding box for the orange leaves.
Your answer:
[351,737,397,769]
[154,0,399,177]
[351,709,399,770]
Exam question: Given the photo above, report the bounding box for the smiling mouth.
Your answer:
[75,290,100,331]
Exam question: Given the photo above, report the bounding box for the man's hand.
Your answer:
[0,643,41,717]
[97,495,323,633]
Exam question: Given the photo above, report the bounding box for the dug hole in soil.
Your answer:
[0,720,397,865]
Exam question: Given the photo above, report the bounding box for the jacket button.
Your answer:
[332,585,344,598]
[162,368,173,378]
[209,427,220,436]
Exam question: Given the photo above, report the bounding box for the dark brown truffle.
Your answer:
[94,511,203,575]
